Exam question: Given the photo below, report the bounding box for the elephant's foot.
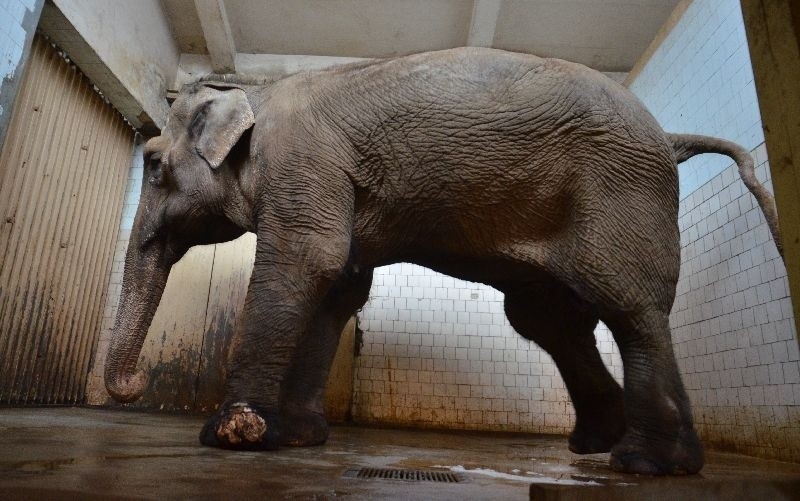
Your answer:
[568,421,625,454]
[279,408,330,447]
[568,390,626,454]
[609,426,704,475]
[200,402,281,450]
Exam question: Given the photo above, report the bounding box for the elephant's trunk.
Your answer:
[104,224,170,403]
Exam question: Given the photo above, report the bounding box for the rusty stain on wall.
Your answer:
[114,234,254,412]
[195,233,256,412]
[0,35,134,404]
[127,244,214,411]
[325,317,356,423]
[92,231,357,416]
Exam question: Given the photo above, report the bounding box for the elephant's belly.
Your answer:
[351,170,574,271]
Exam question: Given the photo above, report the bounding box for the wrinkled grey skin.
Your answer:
[104,47,782,476]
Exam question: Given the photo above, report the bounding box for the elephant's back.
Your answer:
[321,47,670,157]
[296,49,680,277]
[321,47,674,184]
[306,47,679,237]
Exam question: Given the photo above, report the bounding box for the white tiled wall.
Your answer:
[0,0,36,95]
[354,264,623,434]
[0,0,40,146]
[629,0,763,199]
[86,135,144,402]
[671,144,798,461]
[629,0,799,462]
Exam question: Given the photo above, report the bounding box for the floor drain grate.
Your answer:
[343,467,464,483]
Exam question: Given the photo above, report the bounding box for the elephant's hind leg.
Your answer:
[278,267,374,447]
[569,210,703,472]
[503,282,625,454]
[603,307,704,475]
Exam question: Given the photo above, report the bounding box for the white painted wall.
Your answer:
[0,0,36,110]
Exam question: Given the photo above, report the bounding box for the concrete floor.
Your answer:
[0,408,798,500]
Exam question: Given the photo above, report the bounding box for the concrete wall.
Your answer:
[0,0,42,151]
[43,0,180,130]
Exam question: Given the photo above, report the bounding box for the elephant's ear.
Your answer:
[190,86,255,169]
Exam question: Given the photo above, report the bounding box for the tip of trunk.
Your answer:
[105,370,148,403]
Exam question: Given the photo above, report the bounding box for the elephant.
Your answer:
[103,47,782,476]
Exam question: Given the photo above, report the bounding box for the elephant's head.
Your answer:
[104,83,255,403]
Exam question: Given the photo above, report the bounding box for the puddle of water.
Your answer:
[540,464,577,474]
[433,465,602,486]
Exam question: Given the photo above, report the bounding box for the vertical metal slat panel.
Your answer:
[49,99,115,402]
[0,35,134,404]
[0,38,65,392]
[38,81,106,403]
[34,76,102,402]
[16,53,87,402]
[62,113,129,402]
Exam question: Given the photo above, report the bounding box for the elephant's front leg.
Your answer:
[279,267,374,447]
[200,170,355,450]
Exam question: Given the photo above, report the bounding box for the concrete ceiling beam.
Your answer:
[174,53,370,88]
[194,0,236,73]
[467,0,502,47]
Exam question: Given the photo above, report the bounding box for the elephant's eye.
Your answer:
[147,153,164,186]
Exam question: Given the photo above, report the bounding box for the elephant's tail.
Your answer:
[666,133,782,258]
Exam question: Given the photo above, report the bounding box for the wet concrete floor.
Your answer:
[0,408,798,500]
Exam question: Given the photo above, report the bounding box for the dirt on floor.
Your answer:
[0,408,798,500]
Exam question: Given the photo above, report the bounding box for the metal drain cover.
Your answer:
[343,467,464,483]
